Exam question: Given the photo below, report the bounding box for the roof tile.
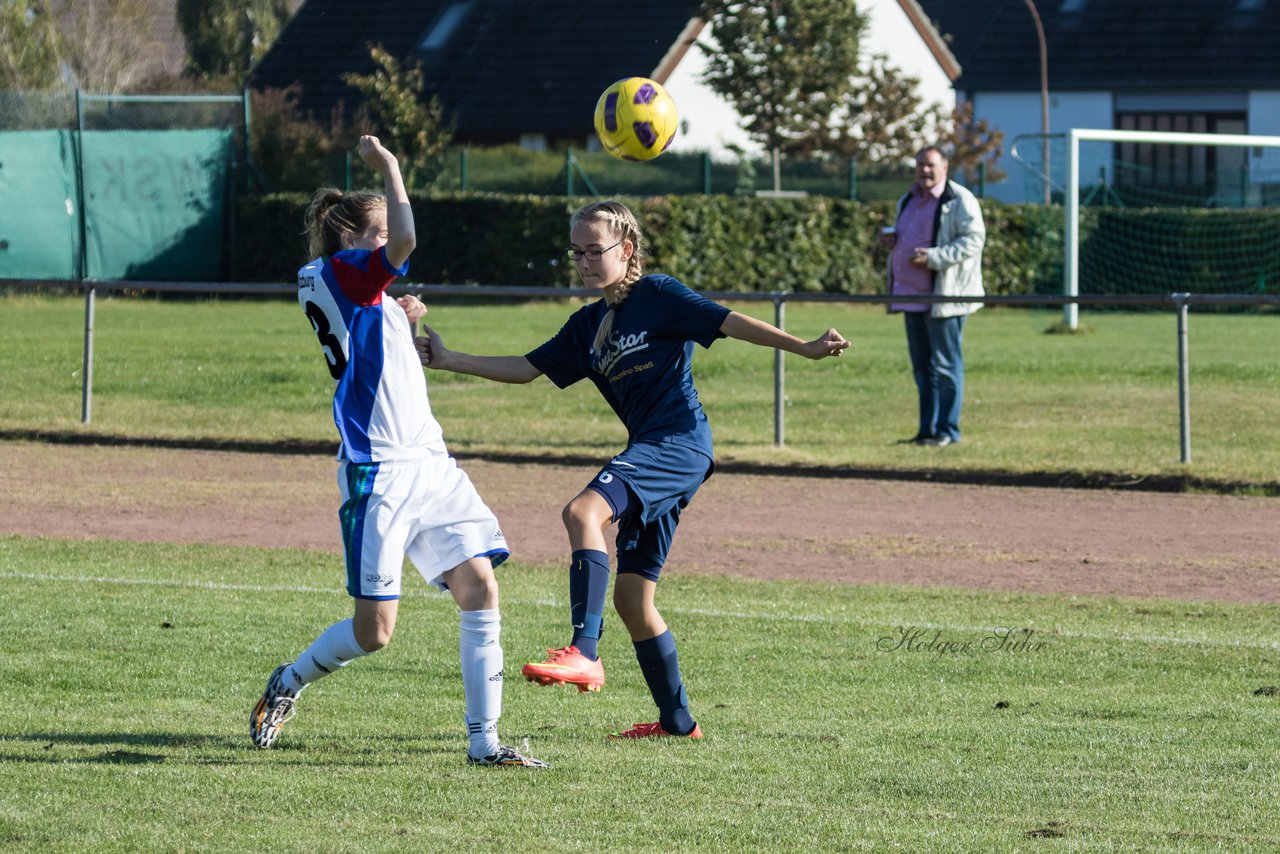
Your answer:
[252,0,702,138]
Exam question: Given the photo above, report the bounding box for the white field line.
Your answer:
[5,569,1278,652]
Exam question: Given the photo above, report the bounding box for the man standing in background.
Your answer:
[883,145,986,447]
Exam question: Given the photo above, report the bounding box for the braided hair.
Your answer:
[574,200,647,360]
[570,200,645,303]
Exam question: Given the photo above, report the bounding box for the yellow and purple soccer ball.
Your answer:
[593,77,679,161]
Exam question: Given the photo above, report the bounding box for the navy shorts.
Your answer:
[586,440,714,582]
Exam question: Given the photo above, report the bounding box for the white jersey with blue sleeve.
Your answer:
[297,247,446,463]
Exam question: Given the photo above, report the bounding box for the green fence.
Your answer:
[313,144,917,202]
[0,91,245,282]
[442,148,917,201]
[0,129,79,279]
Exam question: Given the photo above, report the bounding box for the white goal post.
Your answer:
[1063,127,1280,329]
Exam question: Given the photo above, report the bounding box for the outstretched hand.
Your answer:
[414,325,448,369]
[802,328,850,360]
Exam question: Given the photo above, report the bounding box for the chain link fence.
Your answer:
[0,90,246,282]
[304,144,917,202]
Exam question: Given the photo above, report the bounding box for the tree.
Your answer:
[2,0,192,95]
[823,53,932,169]
[342,45,453,190]
[249,85,364,192]
[177,0,291,83]
[935,101,1006,186]
[698,0,868,191]
[53,0,170,92]
[0,0,66,90]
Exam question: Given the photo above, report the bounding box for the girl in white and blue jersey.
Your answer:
[417,200,849,740]
[249,136,546,768]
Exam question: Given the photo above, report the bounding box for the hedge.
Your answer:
[233,191,1066,295]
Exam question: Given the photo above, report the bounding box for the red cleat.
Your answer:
[607,721,703,740]
[521,645,605,693]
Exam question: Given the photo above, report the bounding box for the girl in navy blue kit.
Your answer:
[416,200,849,739]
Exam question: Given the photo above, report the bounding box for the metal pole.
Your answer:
[228,92,245,281]
[460,148,469,191]
[773,296,785,447]
[848,157,857,201]
[566,149,574,196]
[241,87,252,192]
[73,89,88,281]
[81,283,95,424]
[1175,294,1191,464]
[703,152,711,195]
[1023,0,1051,205]
[1064,129,1080,330]
[74,88,95,423]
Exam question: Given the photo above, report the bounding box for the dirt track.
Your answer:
[4,441,1277,603]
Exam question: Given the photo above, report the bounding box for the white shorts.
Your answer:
[337,455,509,600]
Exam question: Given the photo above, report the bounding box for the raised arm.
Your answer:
[719,311,850,360]
[415,326,543,384]
[358,135,416,269]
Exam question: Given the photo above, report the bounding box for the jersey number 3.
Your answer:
[304,301,346,380]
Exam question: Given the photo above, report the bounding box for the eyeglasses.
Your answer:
[565,240,623,262]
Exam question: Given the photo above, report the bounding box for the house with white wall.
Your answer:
[912,0,1280,203]
[254,0,1280,202]
[252,0,958,162]
[665,0,958,157]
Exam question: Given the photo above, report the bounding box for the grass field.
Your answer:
[1,293,1277,487]
[3,293,1277,850]
[2,534,1278,851]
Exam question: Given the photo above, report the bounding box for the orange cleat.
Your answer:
[608,721,703,740]
[521,645,605,693]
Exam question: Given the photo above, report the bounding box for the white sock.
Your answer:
[460,608,503,758]
[285,619,369,692]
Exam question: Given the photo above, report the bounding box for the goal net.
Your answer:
[1062,128,1280,326]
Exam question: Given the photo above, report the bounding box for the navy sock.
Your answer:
[568,549,610,660]
[633,630,696,735]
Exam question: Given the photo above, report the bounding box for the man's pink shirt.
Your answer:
[890,181,944,312]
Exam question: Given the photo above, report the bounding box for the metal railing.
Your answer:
[10,280,1278,465]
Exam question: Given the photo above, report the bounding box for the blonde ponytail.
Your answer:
[303,187,386,258]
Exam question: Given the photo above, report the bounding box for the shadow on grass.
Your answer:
[2,730,460,765]
[3,428,1277,496]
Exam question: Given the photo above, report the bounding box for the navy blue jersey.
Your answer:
[526,274,730,453]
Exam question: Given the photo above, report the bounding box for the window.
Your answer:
[1113,112,1249,204]
[418,2,473,52]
